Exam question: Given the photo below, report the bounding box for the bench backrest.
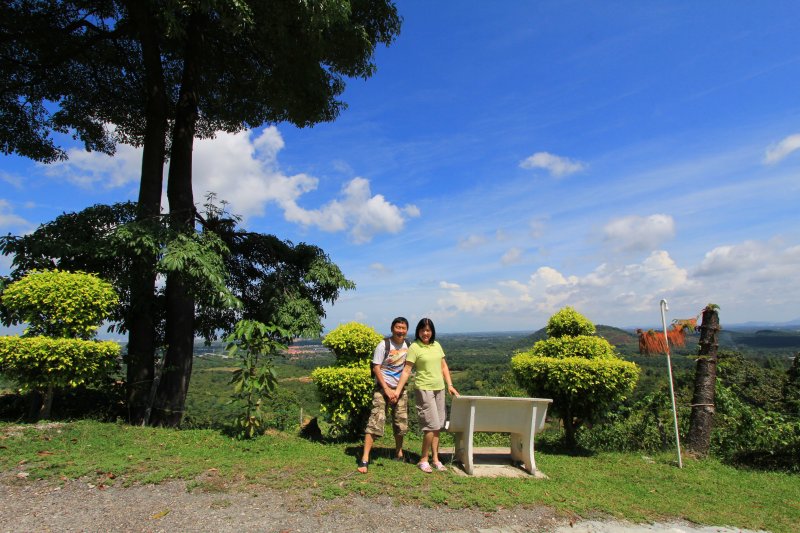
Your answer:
[448,396,552,434]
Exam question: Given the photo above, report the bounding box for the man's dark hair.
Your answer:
[391,316,409,328]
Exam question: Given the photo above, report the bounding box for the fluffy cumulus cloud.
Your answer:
[43,142,141,188]
[764,133,800,165]
[603,214,675,252]
[193,129,419,243]
[519,152,586,177]
[433,236,800,326]
[439,281,461,290]
[436,250,693,322]
[45,127,417,243]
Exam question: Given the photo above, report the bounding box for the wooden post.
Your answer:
[686,305,720,456]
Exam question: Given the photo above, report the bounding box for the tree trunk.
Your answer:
[150,17,200,427]
[123,0,169,425]
[686,306,720,456]
[562,403,579,450]
[39,385,55,420]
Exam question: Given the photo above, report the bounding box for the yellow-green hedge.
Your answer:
[0,336,120,390]
[529,335,617,360]
[511,353,639,416]
[310,364,373,437]
[321,322,383,366]
[1,269,118,339]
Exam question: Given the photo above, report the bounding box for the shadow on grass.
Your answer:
[0,385,126,423]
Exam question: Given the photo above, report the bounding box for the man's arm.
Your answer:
[373,363,397,402]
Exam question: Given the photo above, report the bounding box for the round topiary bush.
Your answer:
[512,306,638,449]
[1,269,118,339]
[321,322,383,367]
[545,306,596,338]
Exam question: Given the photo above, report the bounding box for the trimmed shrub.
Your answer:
[528,335,616,360]
[311,322,383,438]
[1,269,118,339]
[0,336,120,390]
[321,322,382,367]
[0,270,120,419]
[310,365,373,439]
[512,307,639,448]
[546,306,596,338]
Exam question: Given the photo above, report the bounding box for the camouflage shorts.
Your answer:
[364,387,408,437]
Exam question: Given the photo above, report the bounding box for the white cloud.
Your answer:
[603,214,675,252]
[458,234,487,250]
[370,262,391,274]
[439,281,461,290]
[694,240,800,284]
[0,200,34,234]
[519,152,586,177]
[694,241,766,276]
[1,171,23,188]
[43,142,141,188]
[764,133,800,165]
[194,130,420,243]
[501,247,523,265]
[435,250,693,321]
[45,126,417,243]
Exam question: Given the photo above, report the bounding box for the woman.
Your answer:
[395,318,459,473]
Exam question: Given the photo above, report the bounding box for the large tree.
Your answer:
[0,200,354,415]
[1,0,400,426]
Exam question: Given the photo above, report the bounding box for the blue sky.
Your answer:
[2,1,800,335]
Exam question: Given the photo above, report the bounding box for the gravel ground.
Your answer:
[0,476,766,533]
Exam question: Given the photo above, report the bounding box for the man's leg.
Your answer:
[391,389,408,459]
[359,390,387,473]
[359,433,375,473]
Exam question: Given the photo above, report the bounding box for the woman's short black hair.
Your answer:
[414,317,436,343]
[391,316,409,329]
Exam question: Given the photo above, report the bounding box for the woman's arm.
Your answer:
[394,361,414,397]
[441,358,459,396]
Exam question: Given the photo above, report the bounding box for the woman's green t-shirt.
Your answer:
[407,340,445,390]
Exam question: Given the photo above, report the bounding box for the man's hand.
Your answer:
[385,387,398,403]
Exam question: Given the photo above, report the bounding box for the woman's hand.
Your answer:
[447,384,459,397]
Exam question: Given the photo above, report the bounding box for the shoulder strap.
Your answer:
[381,337,409,363]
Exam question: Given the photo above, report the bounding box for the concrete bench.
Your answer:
[447,395,552,475]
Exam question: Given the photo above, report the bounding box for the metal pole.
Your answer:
[661,299,683,468]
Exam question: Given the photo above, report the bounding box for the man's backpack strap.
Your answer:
[381,337,409,363]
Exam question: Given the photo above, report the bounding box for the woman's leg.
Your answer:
[420,430,434,464]
[431,430,441,464]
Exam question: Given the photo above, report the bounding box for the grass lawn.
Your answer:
[1,420,798,532]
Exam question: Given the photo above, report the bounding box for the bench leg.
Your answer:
[521,405,538,474]
[510,432,522,464]
[461,402,475,475]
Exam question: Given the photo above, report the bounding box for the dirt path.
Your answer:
[0,477,764,533]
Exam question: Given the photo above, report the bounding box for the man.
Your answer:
[357,317,410,473]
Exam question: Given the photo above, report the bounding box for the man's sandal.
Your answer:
[357,460,369,474]
[432,461,447,472]
[418,461,433,473]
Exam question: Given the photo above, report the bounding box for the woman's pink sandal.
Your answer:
[432,461,447,471]
[418,461,433,473]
